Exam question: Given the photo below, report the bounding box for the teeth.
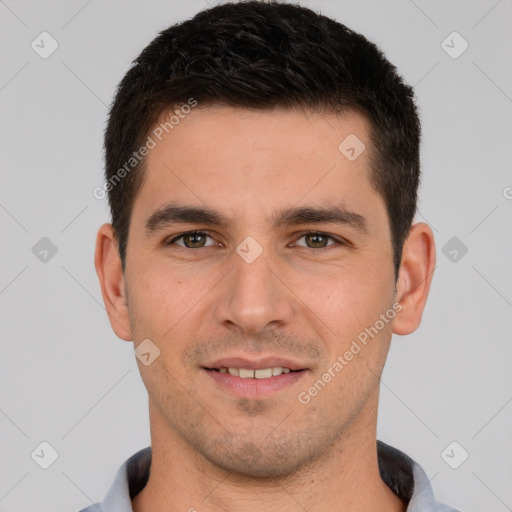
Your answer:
[218,367,293,379]
[255,368,272,379]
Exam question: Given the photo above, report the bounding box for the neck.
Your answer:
[132,394,406,512]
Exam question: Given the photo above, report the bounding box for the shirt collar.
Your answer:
[84,441,457,512]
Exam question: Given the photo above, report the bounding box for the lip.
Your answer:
[204,367,308,399]
[202,355,310,399]
[203,356,308,372]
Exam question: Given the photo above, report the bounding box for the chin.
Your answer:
[197,435,325,480]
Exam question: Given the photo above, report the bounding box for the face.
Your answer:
[122,106,399,477]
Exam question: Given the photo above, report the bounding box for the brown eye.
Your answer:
[295,232,340,250]
[167,231,215,249]
[305,233,329,248]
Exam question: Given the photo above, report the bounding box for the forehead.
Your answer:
[133,105,385,228]
[149,105,371,166]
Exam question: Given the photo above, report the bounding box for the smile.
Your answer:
[213,367,293,379]
[204,366,307,398]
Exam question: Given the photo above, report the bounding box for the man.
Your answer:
[84,1,458,510]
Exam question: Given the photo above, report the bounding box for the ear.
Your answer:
[393,222,436,336]
[94,223,133,341]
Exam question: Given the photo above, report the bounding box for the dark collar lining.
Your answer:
[377,440,415,502]
[127,440,415,502]
[127,447,151,499]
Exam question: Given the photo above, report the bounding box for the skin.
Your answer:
[95,105,435,512]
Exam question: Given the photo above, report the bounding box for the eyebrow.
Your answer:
[145,203,369,235]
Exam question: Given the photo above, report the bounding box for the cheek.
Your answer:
[126,264,188,340]
[296,264,390,338]
[127,259,223,351]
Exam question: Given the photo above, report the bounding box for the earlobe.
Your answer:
[392,222,436,336]
[94,223,133,341]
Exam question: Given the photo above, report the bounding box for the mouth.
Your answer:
[205,366,301,378]
[202,357,309,398]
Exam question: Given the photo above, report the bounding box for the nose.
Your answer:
[214,247,294,336]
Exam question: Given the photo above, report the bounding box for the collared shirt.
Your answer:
[78,440,459,511]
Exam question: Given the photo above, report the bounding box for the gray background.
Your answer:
[1,0,511,511]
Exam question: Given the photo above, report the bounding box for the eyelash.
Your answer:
[165,230,345,253]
